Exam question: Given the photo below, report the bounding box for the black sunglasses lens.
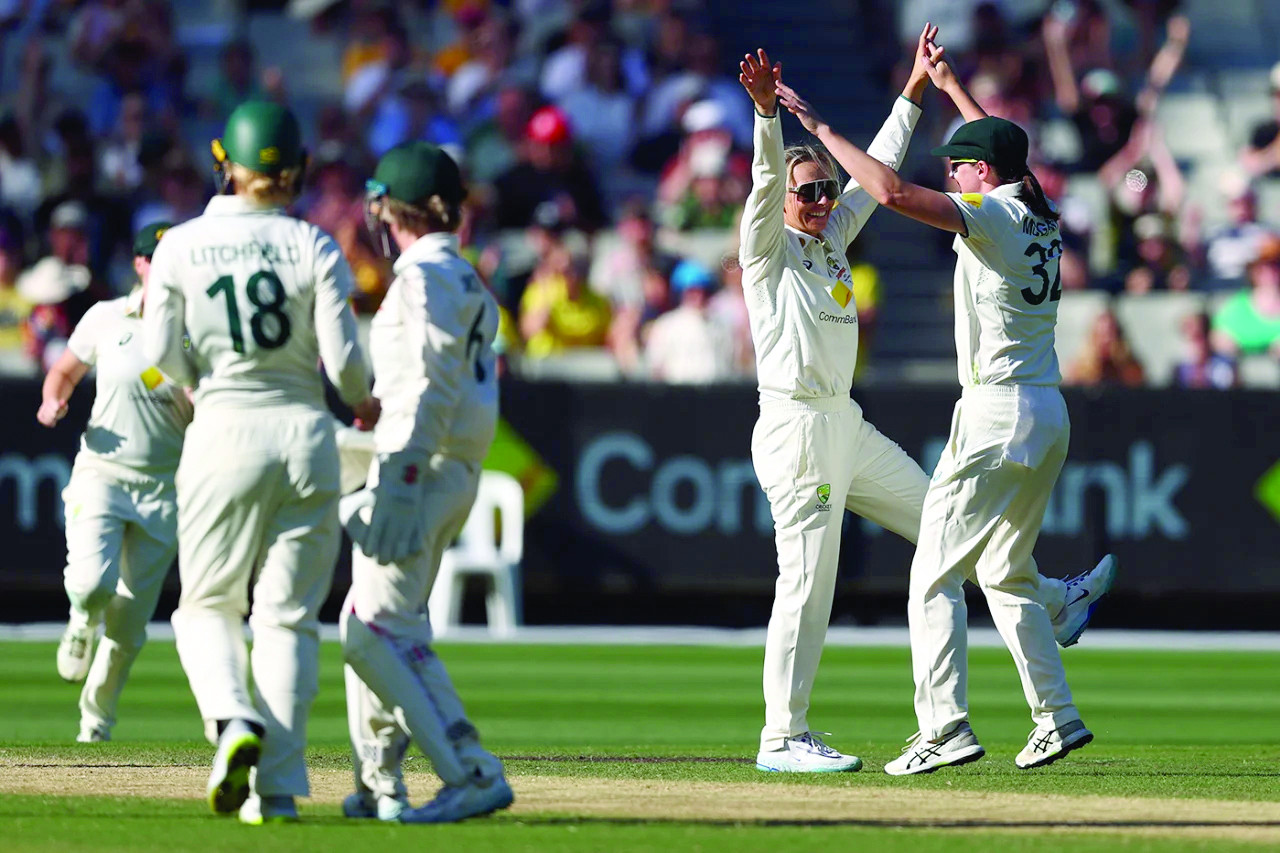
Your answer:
[796,180,838,202]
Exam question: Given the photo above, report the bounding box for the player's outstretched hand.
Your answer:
[775,78,825,135]
[922,39,959,93]
[353,396,381,431]
[36,398,68,428]
[740,48,780,116]
[910,22,940,85]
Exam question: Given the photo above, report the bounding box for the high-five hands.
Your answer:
[920,25,959,92]
[775,78,825,135]
[739,48,780,116]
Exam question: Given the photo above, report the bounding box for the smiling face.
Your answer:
[784,160,837,237]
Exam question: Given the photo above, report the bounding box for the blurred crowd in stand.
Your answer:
[0,0,1277,388]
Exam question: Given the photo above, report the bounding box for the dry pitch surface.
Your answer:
[3,755,1279,843]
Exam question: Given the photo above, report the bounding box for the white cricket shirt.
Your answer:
[143,195,370,412]
[946,183,1062,387]
[740,96,920,402]
[66,288,193,479]
[370,232,499,464]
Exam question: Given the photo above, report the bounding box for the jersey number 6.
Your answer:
[1022,239,1063,306]
[206,271,293,353]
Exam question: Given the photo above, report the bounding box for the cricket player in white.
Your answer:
[775,33,1115,775]
[338,141,512,824]
[143,101,379,822]
[741,34,1115,774]
[39,222,189,743]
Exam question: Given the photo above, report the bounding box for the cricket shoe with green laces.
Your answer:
[755,732,862,773]
[883,723,985,776]
[1054,555,1118,647]
[1015,719,1093,769]
[207,719,262,815]
[239,793,298,825]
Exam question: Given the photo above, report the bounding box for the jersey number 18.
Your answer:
[206,271,293,353]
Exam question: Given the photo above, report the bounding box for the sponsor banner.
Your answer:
[4,379,1279,604]
[499,382,1280,597]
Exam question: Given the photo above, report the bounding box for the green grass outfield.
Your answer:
[2,640,1279,851]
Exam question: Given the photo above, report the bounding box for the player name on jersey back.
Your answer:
[186,242,302,266]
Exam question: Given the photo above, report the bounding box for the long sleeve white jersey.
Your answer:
[143,195,370,413]
[65,287,193,480]
[945,184,1062,387]
[739,96,920,402]
[369,232,499,464]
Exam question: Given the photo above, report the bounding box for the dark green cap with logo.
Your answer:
[133,221,172,258]
[368,141,465,208]
[930,116,1029,177]
[213,101,304,174]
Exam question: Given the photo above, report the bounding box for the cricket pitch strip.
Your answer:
[3,756,1279,843]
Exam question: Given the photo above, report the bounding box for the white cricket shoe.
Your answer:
[207,719,262,815]
[399,775,514,824]
[76,723,111,743]
[1054,555,1118,647]
[1015,719,1093,769]
[755,732,862,773]
[883,722,985,776]
[342,791,408,821]
[239,793,298,825]
[56,623,96,683]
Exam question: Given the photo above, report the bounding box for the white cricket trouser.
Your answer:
[344,453,493,793]
[754,397,927,752]
[172,407,340,798]
[62,462,176,731]
[909,385,1077,739]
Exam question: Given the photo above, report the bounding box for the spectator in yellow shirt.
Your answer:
[518,245,611,357]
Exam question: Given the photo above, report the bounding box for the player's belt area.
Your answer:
[758,396,851,414]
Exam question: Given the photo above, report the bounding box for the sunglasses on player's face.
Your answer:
[948,158,979,177]
[789,179,839,204]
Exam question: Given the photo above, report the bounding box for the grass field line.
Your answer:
[6,622,1280,650]
[2,761,1279,842]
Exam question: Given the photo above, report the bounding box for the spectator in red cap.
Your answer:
[491,104,607,231]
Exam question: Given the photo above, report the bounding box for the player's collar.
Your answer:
[393,232,459,275]
[987,182,1021,200]
[788,226,833,252]
[204,195,285,216]
[124,285,144,317]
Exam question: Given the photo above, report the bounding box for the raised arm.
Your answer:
[776,57,963,234]
[1135,14,1190,116]
[922,39,988,123]
[1042,13,1081,115]
[738,48,785,266]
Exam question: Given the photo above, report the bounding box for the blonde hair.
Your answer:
[783,142,841,187]
[227,162,302,206]
[383,195,461,235]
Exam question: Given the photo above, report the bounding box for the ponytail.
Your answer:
[1016,170,1059,222]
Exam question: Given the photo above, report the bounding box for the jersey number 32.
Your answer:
[206,271,292,353]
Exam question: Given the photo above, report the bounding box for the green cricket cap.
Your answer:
[930,116,1029,176]
[133,221,172,258]
[214,101,304,174]
[369,141,465,208]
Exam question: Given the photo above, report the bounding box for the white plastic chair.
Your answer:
[428,471,524,637]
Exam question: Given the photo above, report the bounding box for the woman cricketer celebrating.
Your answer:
[775,33,1113,774]
[39,222,187,744]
